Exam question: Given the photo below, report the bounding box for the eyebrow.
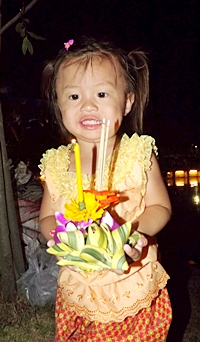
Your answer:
[63,85,79,90]
[95,82,115,87]
[64,82,115,90]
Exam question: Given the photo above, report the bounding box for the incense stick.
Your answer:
[97,118,110,191]
[101,119,110,188]
[97,118,105,190]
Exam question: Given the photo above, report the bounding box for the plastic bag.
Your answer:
[22,247,60,306]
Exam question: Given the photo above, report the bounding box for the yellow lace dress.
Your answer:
[39,133,170,324]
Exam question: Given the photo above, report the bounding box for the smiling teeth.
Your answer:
[82,120,102,125]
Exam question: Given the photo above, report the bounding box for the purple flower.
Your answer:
[54,211,92,243]
[100,211,119,231]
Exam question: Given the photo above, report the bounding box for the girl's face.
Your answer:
[56,57,134,144]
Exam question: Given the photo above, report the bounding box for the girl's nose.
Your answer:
[80,99,98,112]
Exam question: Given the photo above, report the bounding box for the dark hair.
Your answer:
[42,37,149,144]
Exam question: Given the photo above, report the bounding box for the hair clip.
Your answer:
[64,39,74,51]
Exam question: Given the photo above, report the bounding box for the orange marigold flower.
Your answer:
[84,190,119,209]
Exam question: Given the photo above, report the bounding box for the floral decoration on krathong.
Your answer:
[47,119,142,272]
[47,190,142,272]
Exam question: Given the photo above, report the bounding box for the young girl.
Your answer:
[39,37,172,341]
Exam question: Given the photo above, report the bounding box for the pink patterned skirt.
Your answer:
[54,287,172,341]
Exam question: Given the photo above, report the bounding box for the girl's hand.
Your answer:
[47,239,56,248]
[123,235,148,262]
[47,236,148,275]
[111,235,148,275]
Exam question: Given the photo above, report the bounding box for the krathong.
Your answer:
[47,191,142,272]
[47,119,142,271]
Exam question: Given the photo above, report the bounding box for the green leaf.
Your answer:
[128,231,143,247]
[86,223,107,248]
[27,38,33,55]
[80,245,112,268]
[111,249,129,270]
[47,245,70,257]
[15,22,24,33]
[100,223,114,253]
[22,36,33,55]
[15,23,25,38]
[112,222,131,253]
[22,36,28,55]
[20,28,26,38]
[58,230,85,250]
[27,31,46,40]
[57,258,102,271]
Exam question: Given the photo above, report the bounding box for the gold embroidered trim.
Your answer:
[38,134,158,200]
[59,270,169,323]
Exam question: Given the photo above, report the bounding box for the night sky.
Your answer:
[1,0,199,165]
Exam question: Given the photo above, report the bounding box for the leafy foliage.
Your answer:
[15,4,45,55]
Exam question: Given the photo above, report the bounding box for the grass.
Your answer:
[0,292,55,342]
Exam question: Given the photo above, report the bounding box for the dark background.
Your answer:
[1,0,199,167]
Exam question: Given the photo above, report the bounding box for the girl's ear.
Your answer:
[124,93,135,116]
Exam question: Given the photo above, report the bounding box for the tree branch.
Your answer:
[0,0,39,36]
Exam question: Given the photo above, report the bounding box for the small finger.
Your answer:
[137,237,148,247]
[123,244,141,261]
[47,239,55,247]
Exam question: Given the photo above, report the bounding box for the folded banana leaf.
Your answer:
[47,221,142,272]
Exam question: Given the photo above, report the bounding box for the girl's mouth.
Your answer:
[81,119,102,126]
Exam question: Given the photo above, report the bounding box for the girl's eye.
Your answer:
[69,94,79,100]
[98,92,108,98]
